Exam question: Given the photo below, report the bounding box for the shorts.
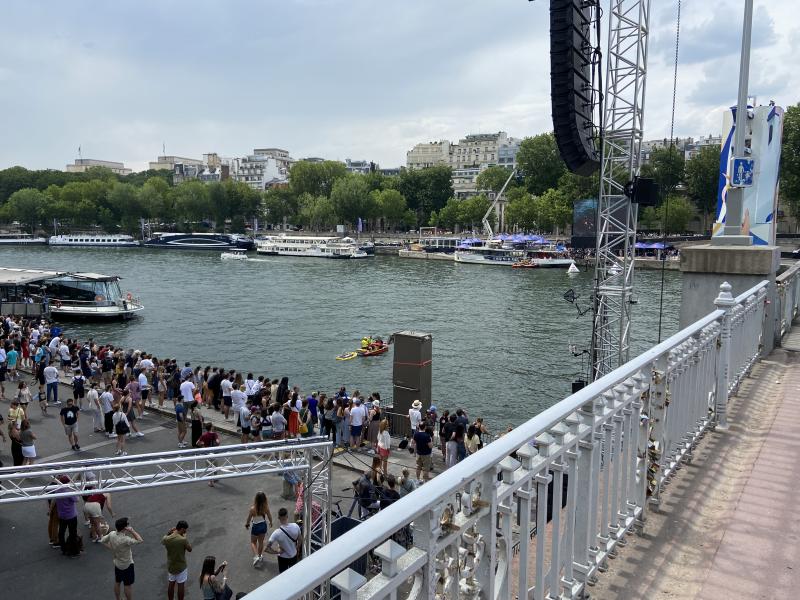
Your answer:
[223,396,232,407]
[250,521,268,536]
[350,425,363,438]
[416,454,432,471]
[168,568,188,584]
[378,447,390,459]
[241,426,251,436]
[61,359,71,368]
[115,563,135,586]
[84,501,102,518]
[73,390,85,400]
[140,389,149,401]
[37,372,45,385]
[64,423,78,436]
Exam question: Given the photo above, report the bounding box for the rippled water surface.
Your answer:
[0,247,682,428]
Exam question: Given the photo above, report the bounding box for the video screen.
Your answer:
[573,198,597,237]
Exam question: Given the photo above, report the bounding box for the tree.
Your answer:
[289,160,347,198]
[639,206,660,231]
[3,188,48,232]
[396,165,453,223]
[780,104,800,220]
[138,178,173,223]
[374,189,407,231]
[263,188,298,228]
[107,182,146,233]
[684,144,722,231]
[331,175,370,226]
[432,198,461,231]
[476,165,515,193]
[505,192,541,231]
[458,194,492,230]
[640,145,684,198]
[172,181,211,229]
[516,133,567,196]
[657,195,696,233]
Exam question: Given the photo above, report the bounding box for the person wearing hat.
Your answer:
[408,400,423,435]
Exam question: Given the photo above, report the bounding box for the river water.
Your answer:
[1,247,681,428]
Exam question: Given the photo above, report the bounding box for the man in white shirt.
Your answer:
[86,383,103,432]
[265,508,302,573]
[44,363,60,405]
[138,371,151,408]
[238,402,252,443]
[100,386,115,437]
[58,342,71,375]
[139,355,154,372]
[48,335,61,358]
[349,398,367,449]
[408,400,423,433]
[220,376,234,420]
[179,379,195,404]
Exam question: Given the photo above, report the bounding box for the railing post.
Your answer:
[714,282,735,430]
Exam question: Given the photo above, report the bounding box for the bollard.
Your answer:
[714,282,735,430]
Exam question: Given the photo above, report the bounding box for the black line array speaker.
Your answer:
[632,177,660,207]
[391,331,432,418]
[550,0,600,176]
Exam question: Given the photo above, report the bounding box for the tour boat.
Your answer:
[144,232,254,250]
[454,246,525,266]
[49,234,140,247]
[524,248,576,268]
[0,233,48,245]
[256,235,367,259]
[220,249,249,260]
[43,273,143,319]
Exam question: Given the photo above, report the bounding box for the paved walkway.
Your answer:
[593,328,800,599]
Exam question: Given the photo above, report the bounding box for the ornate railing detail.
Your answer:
[777,262,800,338]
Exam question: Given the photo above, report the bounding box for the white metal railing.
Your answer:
[250,281,768,600]
[777,262,800,338]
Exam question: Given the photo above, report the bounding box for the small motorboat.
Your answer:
[221,249,248,260]
[336,352,358,361]
[359,345,389,357]
[512,259,538,269]
[567,263,580,274]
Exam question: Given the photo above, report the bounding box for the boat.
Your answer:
[359,345,389,357]
[36,272,142,319]
[524,247,576,268]
[0,233,48,245]
[256,235,367,259]
[454,245,525,266]
[221,249,248,260]
[512,259,539,269]
[48,233,140,247]
[336,352,358,361]
[567,263,581,274]
[144,232,254,250]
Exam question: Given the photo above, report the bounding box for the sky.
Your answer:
[0,0,797,172]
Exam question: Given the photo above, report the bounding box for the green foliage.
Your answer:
[171,181,211,230]
[458,194,492,230]
[639,146,684,198]
[373,189,408,230]
[684,145,721,228]
[780,104,800,218]
[296,193,337,230]
[640,195,696,233]
[516,133,567,196]
[396,165,453,223]
[476,165,514,193]
[263,188,298,226]
[505,187,572,232]
[639,206,660,230]
[3,188,48,232]
[289,160,348,198]
[330,175,371,226]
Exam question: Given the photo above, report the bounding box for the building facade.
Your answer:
[65,158,131,176]
[345,159,377,175]
[253,148,294,173]
[232,155,285,190]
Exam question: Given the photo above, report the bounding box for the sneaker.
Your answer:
[142,411,149,416]
[252,556,259,566]
[136,432,144,438]
[115,450,121,456]
[121,451,128,456]
[75,445,80,450]
[53,400,62,405]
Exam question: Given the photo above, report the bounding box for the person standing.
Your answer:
[112,403,130,456]
[101,385,116,438]
[101,517,143,600]
[199,556,229,600]
[408,400,422,434]
[137,369,150,411]
[245,491,273,567]
[162,520,192,600]
[220,374,234,420]
[8,419,23,466]
[87,383,103,433]
[413,426,433,481]
[54,476,80,556]
[196,422,220,487]
[270,404,287,440]
[265,507,302,573]
[16,381,32,415]
[83,488,114,543]
[71,369,86,409]
[377,419,391,476]
[20,419,36,465]
[44,362,60,405]
[6,344,18,381]
[349,398,366,449]
[59,397,81,451]
[190,401,204,448]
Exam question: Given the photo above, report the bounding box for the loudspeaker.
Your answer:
[391,331,432,418]
[632,177,660,207]
[550,0,600,176]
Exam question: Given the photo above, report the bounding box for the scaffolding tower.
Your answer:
[591,0,651,380]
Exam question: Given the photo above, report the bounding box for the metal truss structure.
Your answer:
[0,438,332,559]
[591,0,651,380]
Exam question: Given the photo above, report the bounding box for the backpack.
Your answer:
[73,377,85,395]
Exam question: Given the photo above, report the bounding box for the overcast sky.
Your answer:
[1,0,796,172]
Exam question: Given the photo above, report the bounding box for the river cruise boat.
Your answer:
[144,232,254,250]
[453,246,525,266]
[522,247,576,268]
[0,267,143,320]
[256,235,367,259]
[49,234,139,247]
[220,249,249,260]
[0,233,48,245]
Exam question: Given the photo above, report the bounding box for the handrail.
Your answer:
[776,261,800,284]
[734,279,769,304]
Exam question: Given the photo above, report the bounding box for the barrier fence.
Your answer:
[248,280,768,600]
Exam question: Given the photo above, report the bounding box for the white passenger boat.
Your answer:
[454,246,525,265]
[0,233,48,245]
[221,249,249,260]
[49,233,140,247]
[256,235,366,259]
[43,273,142,319]
[525,248,576,268]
